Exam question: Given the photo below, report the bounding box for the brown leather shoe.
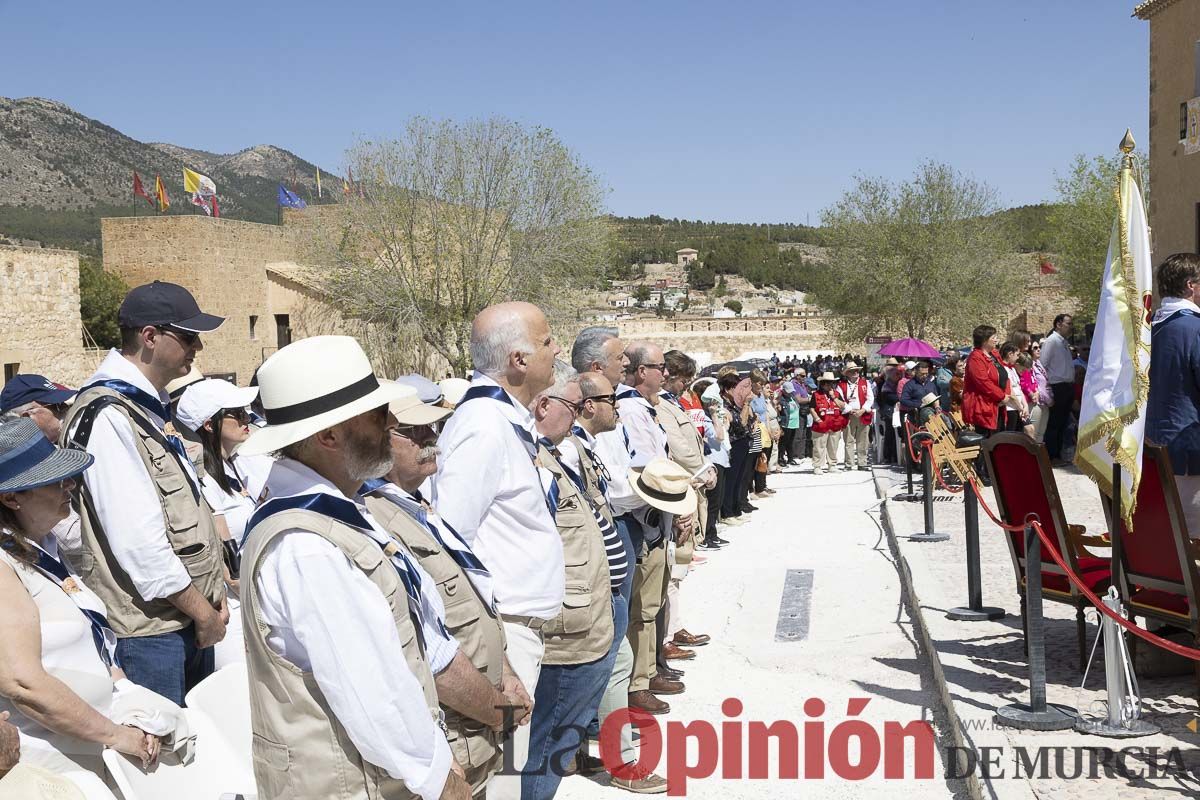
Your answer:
[648,675,684,695]
[611,769,669,793]
[657,662,684,678]
[628,689,670,714]
[575,751,607,776]
[673,629,711,647]
[663,642,696,661]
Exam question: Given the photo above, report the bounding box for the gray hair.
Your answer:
[531,360,580,408]
[470,308,535,379]
[624,341,659,372]
[570,325,618,373]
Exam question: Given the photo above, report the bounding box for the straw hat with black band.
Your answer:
[629,457,697,515]
[238,336,413,457]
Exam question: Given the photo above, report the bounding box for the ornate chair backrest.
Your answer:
[980,433,1079,596]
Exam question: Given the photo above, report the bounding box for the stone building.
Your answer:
[676,248,698,266]
[1136,0,1200,256]
[0,244,94,387]
[101,215,347,384]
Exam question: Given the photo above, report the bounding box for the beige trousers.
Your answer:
[627,543,668,692]
[842,417,870,468]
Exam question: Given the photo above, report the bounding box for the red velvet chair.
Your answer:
[980,433,1112,672]
[1112,444,1200,690]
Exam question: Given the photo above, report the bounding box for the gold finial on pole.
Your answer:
[1120,129,1136,154]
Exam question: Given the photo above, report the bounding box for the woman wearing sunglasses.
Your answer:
[177,379,268,669]
[0,418,165,799]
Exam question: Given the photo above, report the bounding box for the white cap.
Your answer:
[904,360,917,370]
[177,379,260,432]
[439,377,471,407]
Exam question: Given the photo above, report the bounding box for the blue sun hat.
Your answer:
[0,418,94,493]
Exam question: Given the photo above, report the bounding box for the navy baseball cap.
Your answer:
[118,281,224,333]
[0,374,76,413]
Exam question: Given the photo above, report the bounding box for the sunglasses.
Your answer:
[222,407,251,425]
[157,326,200,347]
[583,393,617,407]
[388,422,442,440]
[547,396,582,417]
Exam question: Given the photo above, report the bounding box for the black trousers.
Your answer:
[779,427,797,465]
[705,466,725,540]
[753,446,772,493]
[722,438,752,517]
[1044,383,1074,458]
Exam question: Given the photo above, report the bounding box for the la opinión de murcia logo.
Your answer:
[492,697,1199,795]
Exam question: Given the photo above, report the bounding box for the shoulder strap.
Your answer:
[67,393,199,503]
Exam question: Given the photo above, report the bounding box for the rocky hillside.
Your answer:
[0,97,336,246]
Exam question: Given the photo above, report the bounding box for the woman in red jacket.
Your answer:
[962,324,1009,483]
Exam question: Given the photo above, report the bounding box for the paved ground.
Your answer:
[877,461,1200,800]
[561,464,965,798]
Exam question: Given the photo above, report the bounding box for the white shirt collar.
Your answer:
[89,349,169,405]
[1153,296,1200,324]
[264,458,365,509]
[470,371,536,432]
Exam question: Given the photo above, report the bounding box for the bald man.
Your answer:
[435,302,565,800]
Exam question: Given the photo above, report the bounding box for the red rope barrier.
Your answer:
[904,420,922,463]
[962,475,1200,661]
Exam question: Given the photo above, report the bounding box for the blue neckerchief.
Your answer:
[26,545,120,668]
[84,379,172,423]
[248,492,425,619]
[361,481,491,575]
[617,389,669,455]
[84,379,192,467]
[460,384,513,407]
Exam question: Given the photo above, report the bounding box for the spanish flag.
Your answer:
[154,175,170,212]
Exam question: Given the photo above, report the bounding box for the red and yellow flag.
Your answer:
[154,175,170,212]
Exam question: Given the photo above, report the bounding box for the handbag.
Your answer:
[755,453,769,473]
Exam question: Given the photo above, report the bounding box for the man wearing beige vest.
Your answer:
[361,386,533,796]
[522,364,616,800]
[236,336,471,800]
[61,281,228,704]
[658,351,715,657]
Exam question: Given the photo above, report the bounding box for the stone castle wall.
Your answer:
[0,245,93,386]
[101,216,348,384]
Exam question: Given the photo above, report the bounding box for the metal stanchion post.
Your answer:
[892,423,921,503]
[909,434,949,542]
[948,431,1004,620]
[995,521,1077,730]
[1074,588,1160,738]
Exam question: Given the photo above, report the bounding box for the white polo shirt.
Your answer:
[434,372,565,620]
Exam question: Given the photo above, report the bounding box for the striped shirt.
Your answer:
[560,431,628,590]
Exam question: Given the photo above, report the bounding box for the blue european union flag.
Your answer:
[278,184,307,209]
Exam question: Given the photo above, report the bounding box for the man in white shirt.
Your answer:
[236,335,470,800]
[434,302,565,800]
[1039,313,1076,462]
[61,281,229,704]
[617,342,687,711]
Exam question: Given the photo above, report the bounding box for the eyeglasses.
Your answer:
[387,422,441,440]
[583,393,617,407]
[547,396,582,417]
[640,363,667,373]
[157,326,200,347]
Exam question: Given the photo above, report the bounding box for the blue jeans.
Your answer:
[521,594,627,800]
[116,624,214,705]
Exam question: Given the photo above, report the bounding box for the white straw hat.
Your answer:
[176,379,259,432]
[385,381,451,425]
[238,336,411,456]
[629,457,697,515]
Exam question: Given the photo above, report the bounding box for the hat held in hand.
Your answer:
[629,457,697,515]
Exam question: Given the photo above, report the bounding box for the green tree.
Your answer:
[806,161,1017,343]
[307,117,610,374]
[1045,152,1146,320]
[633,285,652,305]
[723,298,743,315]
[78,255,127,348]
[711,275,728,298]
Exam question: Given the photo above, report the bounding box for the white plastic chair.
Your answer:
[104,707,256,800]
[184,662,252,766]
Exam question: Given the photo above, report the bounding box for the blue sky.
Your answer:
[1,0,1147,222]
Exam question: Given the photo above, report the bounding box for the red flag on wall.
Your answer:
[132,171,154,207]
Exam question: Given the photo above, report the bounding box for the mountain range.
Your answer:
[0,97,336,249]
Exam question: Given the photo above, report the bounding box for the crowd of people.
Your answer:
[0,281,816,800]
[0,259,1145,800]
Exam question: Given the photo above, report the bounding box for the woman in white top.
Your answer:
[0,418,161,799]
[177,379,270,669]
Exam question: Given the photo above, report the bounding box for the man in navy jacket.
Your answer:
[1146,252,1200,537]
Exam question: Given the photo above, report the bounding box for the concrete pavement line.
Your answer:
[873,468,986,800]
[774,568,814,642]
